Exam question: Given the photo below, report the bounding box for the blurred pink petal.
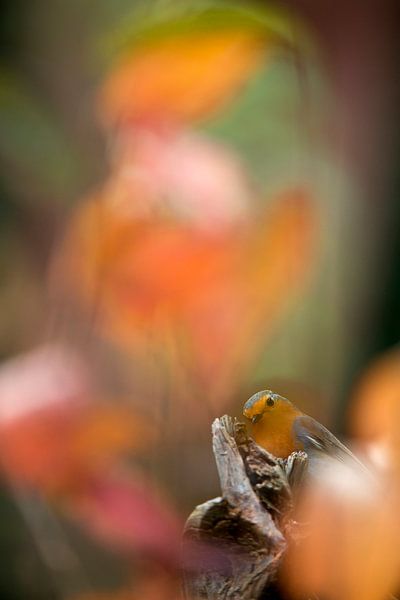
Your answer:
[0,344,89,424]
[0,345,90,490]
[70,473,182,564]
[112,127,252,230]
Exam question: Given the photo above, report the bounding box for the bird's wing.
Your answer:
[293,415,367,471]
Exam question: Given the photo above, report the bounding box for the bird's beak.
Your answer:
[251,414,263,424]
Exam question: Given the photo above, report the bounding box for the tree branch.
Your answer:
[182,415,307,599]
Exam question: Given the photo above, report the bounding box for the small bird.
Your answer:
[243,390,365,472]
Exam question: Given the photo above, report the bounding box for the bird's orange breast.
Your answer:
[250,407,303,458]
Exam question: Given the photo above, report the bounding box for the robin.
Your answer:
[243,390,366,472]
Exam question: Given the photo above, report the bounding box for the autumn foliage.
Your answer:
[1,3,398,600]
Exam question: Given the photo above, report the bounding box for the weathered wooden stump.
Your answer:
[182,415,308,600]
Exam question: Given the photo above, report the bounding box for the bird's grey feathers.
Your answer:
[293,415,367,472]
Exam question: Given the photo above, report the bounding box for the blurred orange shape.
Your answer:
[286,460,400,600]
[246,189,316,291]
[239,189,316,334]
[190,189,317,392]
[60,186,315,330]
[56,185,317,408]
[0,345,89,489]
[0,407,78,491]
[351,348,400,446]
[54,129,252,329]
[54,190,142,309]
[350,343,400,550]
[99,29,266,126]
[0,402,153,494]
[0,346,152,493]
[60,202,235,334]
[107,224,236,325]
[71,404,154,464]
[289,349,400,600]
[70,473,181,564]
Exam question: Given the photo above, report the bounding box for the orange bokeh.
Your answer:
[0,403,153,494]
[287,348,400,600]
[57,184,316,407]
[0,347,153,494]
[286,466,400,600]
[99,29,267,126]
[351,348,400,446]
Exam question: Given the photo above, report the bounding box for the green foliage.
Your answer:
[101,1,306,63]
[0,72,81,201]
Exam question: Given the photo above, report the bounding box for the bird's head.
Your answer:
[243,390,296,424]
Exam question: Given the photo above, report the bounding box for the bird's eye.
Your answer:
[266,397,274,407]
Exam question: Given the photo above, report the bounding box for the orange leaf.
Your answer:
[0,345,88,490]
[187,189,317,397]
[351,349,400,444]
[286,461,400,600]
[99,30,266,126]
[56,185,317,409]
[0,403,153,494]
[71,404,154,464]
[0,347,152,493]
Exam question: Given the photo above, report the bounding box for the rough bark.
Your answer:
[182,415,308,600]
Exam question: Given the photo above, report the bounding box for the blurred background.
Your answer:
[0,1,399,598]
